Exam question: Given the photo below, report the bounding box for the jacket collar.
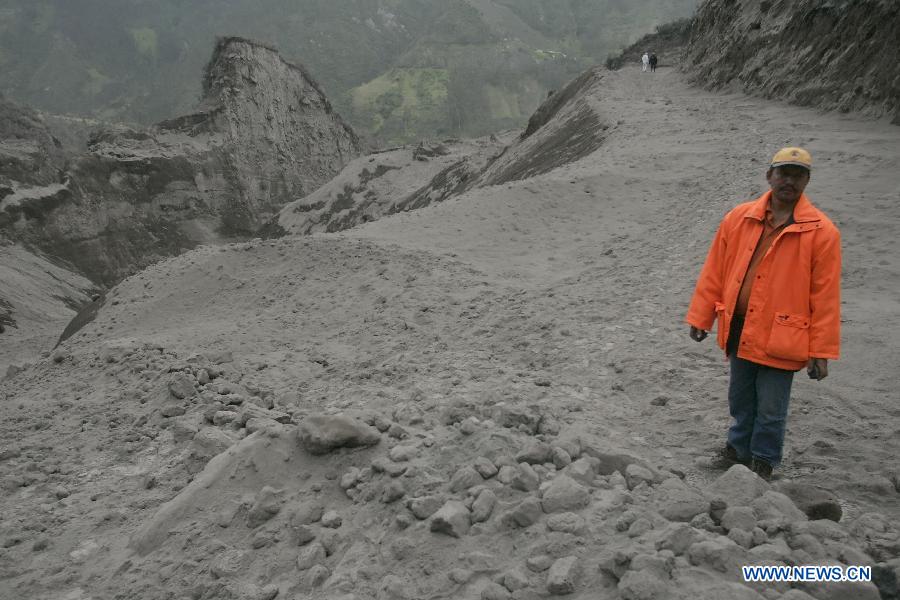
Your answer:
[745,191,820,224]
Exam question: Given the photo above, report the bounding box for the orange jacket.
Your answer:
[686,191,841,371]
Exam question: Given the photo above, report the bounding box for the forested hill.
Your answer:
[0,0,696,144]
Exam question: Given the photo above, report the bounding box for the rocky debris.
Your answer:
[409,496,443,520]
[652,477,709,522]
[472,489,497,523]
[430,501,471,538]
[501,498,544,529]
[707,465,770,507]
[481,581,512,600]
[777,482,843,522]
[516,440,553,464]
[321,511,342,528]
[474,457,499,479]
[511,463,540,492]
[450,465,483,492]
[297,542,327,570]
[541,475,590,513]
[296,414,381,455]
[168,373,197,399]
[546,556,579,595]
[247,486,281,528]
[546,512,587,535]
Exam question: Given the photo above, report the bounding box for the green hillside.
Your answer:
[0,0,697,143]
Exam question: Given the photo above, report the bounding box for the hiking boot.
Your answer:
[702,444,749,470]
[750,458,773,481]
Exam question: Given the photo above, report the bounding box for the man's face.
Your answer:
[766,165,810,204]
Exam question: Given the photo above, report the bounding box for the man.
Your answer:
[641,52,650,72]
[649,52,658,72]
[686,147,841,480]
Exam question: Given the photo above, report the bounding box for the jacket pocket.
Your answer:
[715,302,728,348]
[765,312,810,362]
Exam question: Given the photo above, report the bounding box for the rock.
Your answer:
[540,444,565,468]
[690,512,719,533]
[409,496,443,520]
[161,404,186,418]
[721,506,757,533]
[618,569,668,600]
[297,542,327,570]
[497,465,517,484]
[459,416,481,435]
[430,501,471,538]
[776,482,843,522]
[501,497,543,528]
[654,522,701,555]
[707,464,770,507]
[297,414,381,455]
[546,512,586,535]
[472,489,497,523]
[171,419,199,443]
[492,404,541,433]
[51,347,70,363]
[527,555,555,572]
[502,569,530,592]
[371,457,406,477]
[625,464,656,489]
[340,468,361,490]
[474,457,498,479]
[203,350,233,365]
[381,480,405,503]
[516,440,553,465]
[564,458,595,485]
[653,477,709,522]
[481,582,512,600]
[293,525,316,546]
[168,373,197,399]
[728,528,754,549]
[307,564,330,587]
[448,568,473,584]
[688,537,749,573]
[321,511,342,528]
[628,518,654,538]
[511,463,540,492]
[751,490,807,522]
[247,486,281,528]
[289,501,324,526]
[546,556,579,595]
[389,445,418,462]
[212,410,239,426]
[450,466,483,492]
[541,475,590,513]
[210,548,249,579]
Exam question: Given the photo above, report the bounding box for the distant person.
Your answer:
[686,147,841,480]
[649,52,658,72]
[641,51,650,72]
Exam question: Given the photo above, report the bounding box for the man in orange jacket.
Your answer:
[686,147,841,480]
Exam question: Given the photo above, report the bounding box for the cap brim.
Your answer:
[770,161,811,170]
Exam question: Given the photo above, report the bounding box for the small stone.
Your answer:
[297,542,327,570]
[497,465,517,484]
[721,506,757,533]
[460,417,480,435]
[628,518,653,538]
[617,569,668,600]
[541,474,590,513]
[481,582,512,600]
[450,466,483,492]
[321,511,342,528]
[54,486,70,500]
[501,497,543,528]
[168,373,196,399]
[307,564,330,587]
[381,480,405,503]
[777,482,843,522]
[297,414,381,455]
[502,569,530,592]
[471,489,497,523]
[409,496,443,520]
[689,512,718,532]
[652,477,709,522]
[474,457,498,479]
[650,395,669,406]
[247,486,281,528]
[511,463,540,492]
[728,528,754,549]
[546,512,586,534]
[340,468,361,490]
[688,537,749,573]
[32,539,49,552]
[516,440,553,465]
[707,464,770,507]
[389,445,418,462]
[546,556,579,595]
[551,447,572,469]
[161,404,186,418]
[654,522,700,555]
[387,423,408,439]
[213,410,239,426]
[448,568,473,584]
[294,525,316,546]
[625,463,656,489]
[51,348,70,363]
[527,554,555,572]
[563,458,595,485]
[430,501,471,537]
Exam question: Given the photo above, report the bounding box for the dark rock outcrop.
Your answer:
[683,0,900,122]
[1,37,360,285]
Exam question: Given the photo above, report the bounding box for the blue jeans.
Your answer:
[726,317,795,466]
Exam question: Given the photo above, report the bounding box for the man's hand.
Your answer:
[807,358,828,381]
[689,326,708,342]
